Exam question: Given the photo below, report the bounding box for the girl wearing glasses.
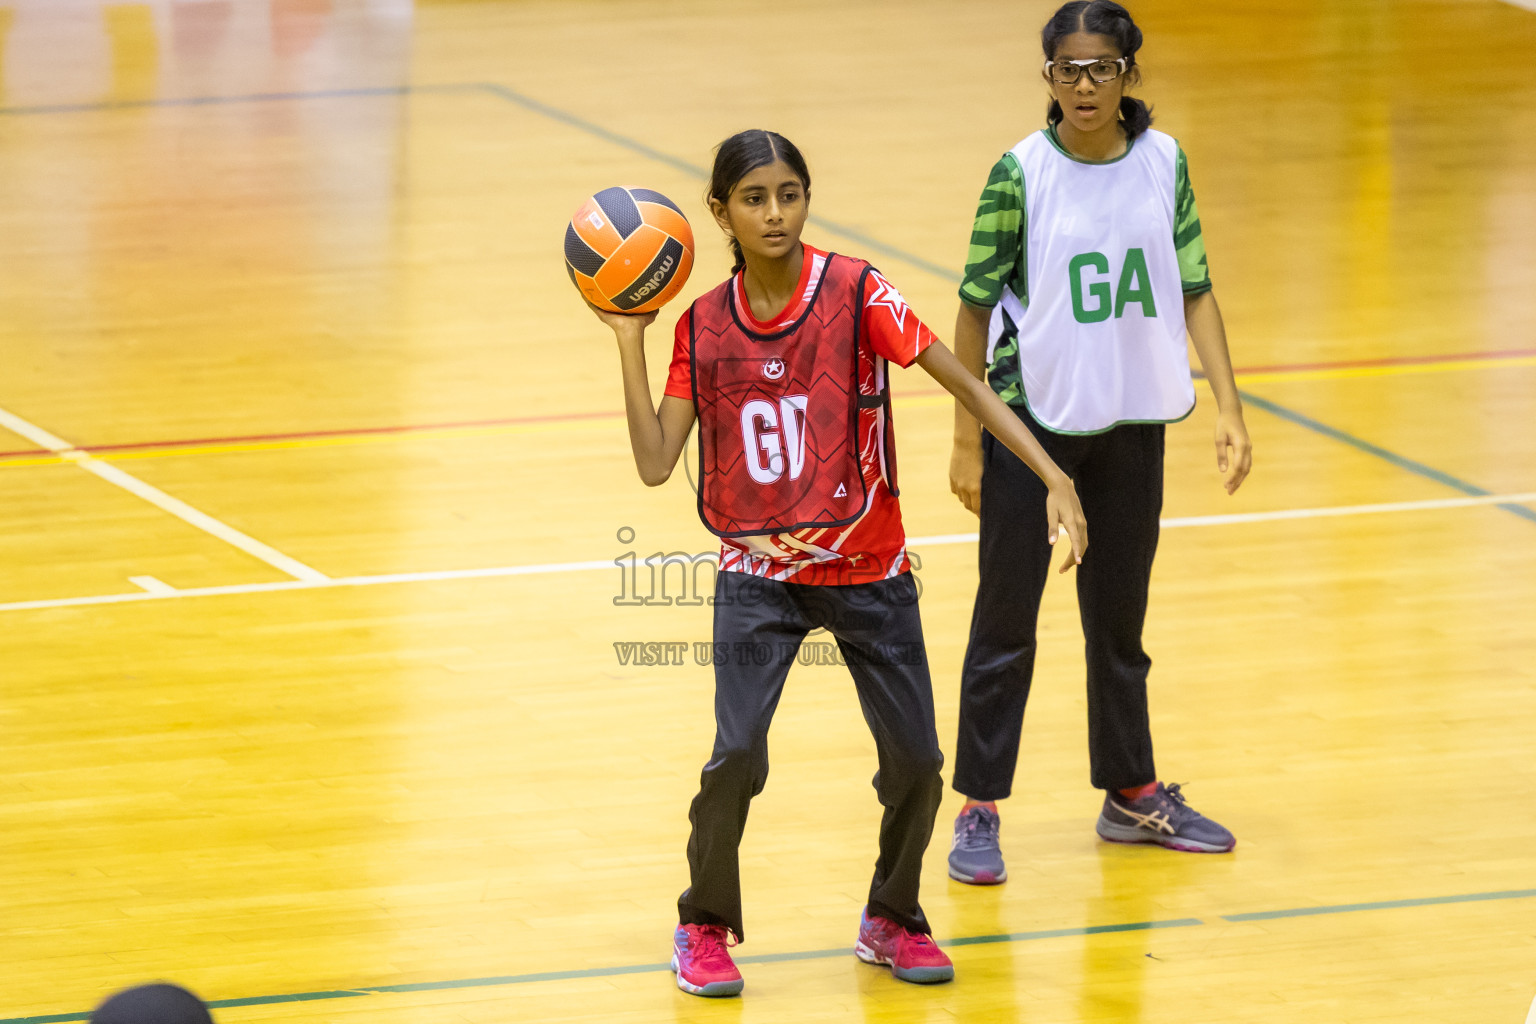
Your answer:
[945,0,1253,885]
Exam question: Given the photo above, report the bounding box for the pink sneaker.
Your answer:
[671,923,744,997]
[855,910,954,983]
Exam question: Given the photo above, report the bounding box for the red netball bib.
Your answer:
[689,254,887,538]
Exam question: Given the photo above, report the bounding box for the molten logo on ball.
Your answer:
[564,186,695,315]
[627,253,677,305]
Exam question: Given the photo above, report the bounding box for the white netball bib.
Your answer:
[989,128,1195,434]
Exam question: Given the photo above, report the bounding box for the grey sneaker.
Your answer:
[1096,783,1235,853]
[947,805,1007,884]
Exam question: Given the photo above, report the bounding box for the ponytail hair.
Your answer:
[707,129,811,275]
[1041,0,1153,139]
[1116,95,1152,137]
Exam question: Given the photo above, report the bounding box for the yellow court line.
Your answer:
[2,354,1529,472]
[0,454,72,469]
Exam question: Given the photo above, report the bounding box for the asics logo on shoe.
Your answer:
[1113,800,1176,834]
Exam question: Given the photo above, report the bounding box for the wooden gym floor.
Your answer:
[2,1,1535,1021]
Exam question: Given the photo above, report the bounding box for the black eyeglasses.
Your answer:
[1044,57,1129,85]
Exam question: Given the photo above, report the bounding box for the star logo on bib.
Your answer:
[865,273,909,331]
[762,357,785,380]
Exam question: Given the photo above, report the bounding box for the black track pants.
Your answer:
[953,403,1164,799]
[678,570,943,940]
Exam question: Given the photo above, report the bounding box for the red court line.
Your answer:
[0,409,627,459]
[2,346,1530,462]
[1230,346,1536,375]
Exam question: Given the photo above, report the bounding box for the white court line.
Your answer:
[1,492,1531,615]
[128,575,177,595]
[1162,491,1536,527]
[0,558,617,613]
[893,491,1536,545]
[1502,0,1536,11]
[0,405,328,583]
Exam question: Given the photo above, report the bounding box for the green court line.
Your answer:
[472,84,962,281]
[943,918,1204,946]
[1238,393,1536,524]
[1222,887,1536,922]
[8,892,1535,1023]
[736,916,1205,965]
[469,83,1531,523]
[0,917,1200,1023]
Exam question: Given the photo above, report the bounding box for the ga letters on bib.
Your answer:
[1067,248,1157,323]
[664,246,934,585]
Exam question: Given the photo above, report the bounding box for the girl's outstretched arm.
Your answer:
[1184,290,1253,494]
[916,340,1087,572]
[589,305,696,486]
[947,301,991,515]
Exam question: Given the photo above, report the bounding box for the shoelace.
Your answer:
[888,923,940,958]
[688,925,739,970]
[1156,783,1202,822]
[955,809,999,852]
[867,915,941,957]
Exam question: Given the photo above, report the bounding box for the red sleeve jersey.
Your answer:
[664,309,694,402]
[665,245,936,585]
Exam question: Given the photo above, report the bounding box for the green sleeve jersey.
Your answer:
[958,152,1029,309]
[1173,146,1211,295]
[958,138,1213,311]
